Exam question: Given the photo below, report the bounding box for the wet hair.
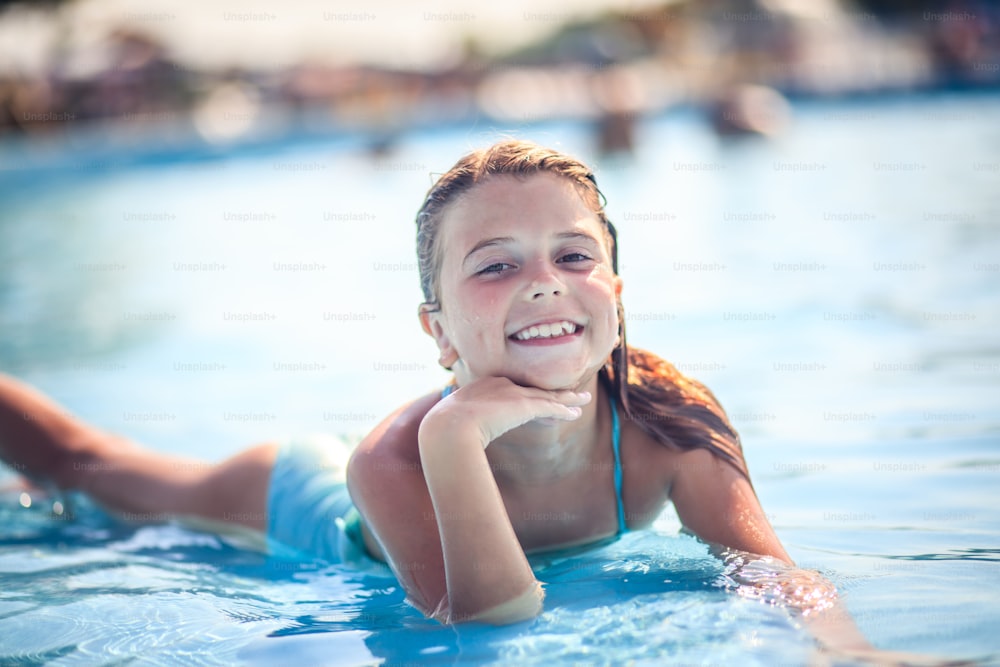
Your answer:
[415,139,749,478]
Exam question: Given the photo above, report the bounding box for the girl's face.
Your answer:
[421,172,622,391]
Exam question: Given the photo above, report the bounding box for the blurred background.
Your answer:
[2,0,998,144]
[0,0,997,459]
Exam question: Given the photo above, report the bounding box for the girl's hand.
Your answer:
[420,377,592,449]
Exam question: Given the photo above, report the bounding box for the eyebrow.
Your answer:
[462,231,601,268]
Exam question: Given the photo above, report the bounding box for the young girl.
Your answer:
[2,140,917,658]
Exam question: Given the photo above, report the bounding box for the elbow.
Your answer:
[436,580,545,626]
[472,582,544,625]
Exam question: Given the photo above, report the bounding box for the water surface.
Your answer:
[1,93,998,665]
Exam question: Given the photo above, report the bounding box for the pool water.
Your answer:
[0,497,814,665]
[1,92,999,665]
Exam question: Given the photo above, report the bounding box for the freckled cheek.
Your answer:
[454,296,507,348]
[597,311,619,344]
[585,267,617,293]
[457,281,509,314]
[583,274,620,334]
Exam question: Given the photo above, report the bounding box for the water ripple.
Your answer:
[885,548,1000,563]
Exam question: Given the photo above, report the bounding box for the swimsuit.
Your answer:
[265,433,369,564]
[265,385,626,563]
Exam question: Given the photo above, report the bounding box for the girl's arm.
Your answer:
[416,411,541,624]
[349,378,589,625]
[668,448,791,563]
[670,448,963,664]
[416,378,590,624]
[667,448,874,653]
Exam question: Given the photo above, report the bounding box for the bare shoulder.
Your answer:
[618,404,747,496]
[345,389,449,615]
[346,388,442,516]
[615,413,680,527]
[617,411,790,561]
[349,389,441,465]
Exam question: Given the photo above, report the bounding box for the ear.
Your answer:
[418,303,460,370]
[613,274,623,298]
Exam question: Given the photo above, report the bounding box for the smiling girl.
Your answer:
[3,139,924,660]
[351,141,789,624]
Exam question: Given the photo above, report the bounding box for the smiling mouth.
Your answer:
[509,320,581,341]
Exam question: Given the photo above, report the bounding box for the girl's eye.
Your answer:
[558,252,593,264]
[477,262,514,275]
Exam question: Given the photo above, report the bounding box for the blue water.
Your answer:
[1,93,999,665]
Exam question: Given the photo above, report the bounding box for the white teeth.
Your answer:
[513,321,578,340]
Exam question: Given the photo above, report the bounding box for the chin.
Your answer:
[511,365,599,392]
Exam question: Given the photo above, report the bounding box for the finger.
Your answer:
[534,398,584,421]
[518,387,592,406]
[560,405,583,419]
[531,405,582,424]
[560,390,592,406]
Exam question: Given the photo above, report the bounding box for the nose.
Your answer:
[524,262,565,300]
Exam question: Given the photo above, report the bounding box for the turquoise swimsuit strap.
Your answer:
[609,393,626,535]
[439,384,628,535]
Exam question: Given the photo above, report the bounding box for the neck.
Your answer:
[486,375,607,486]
